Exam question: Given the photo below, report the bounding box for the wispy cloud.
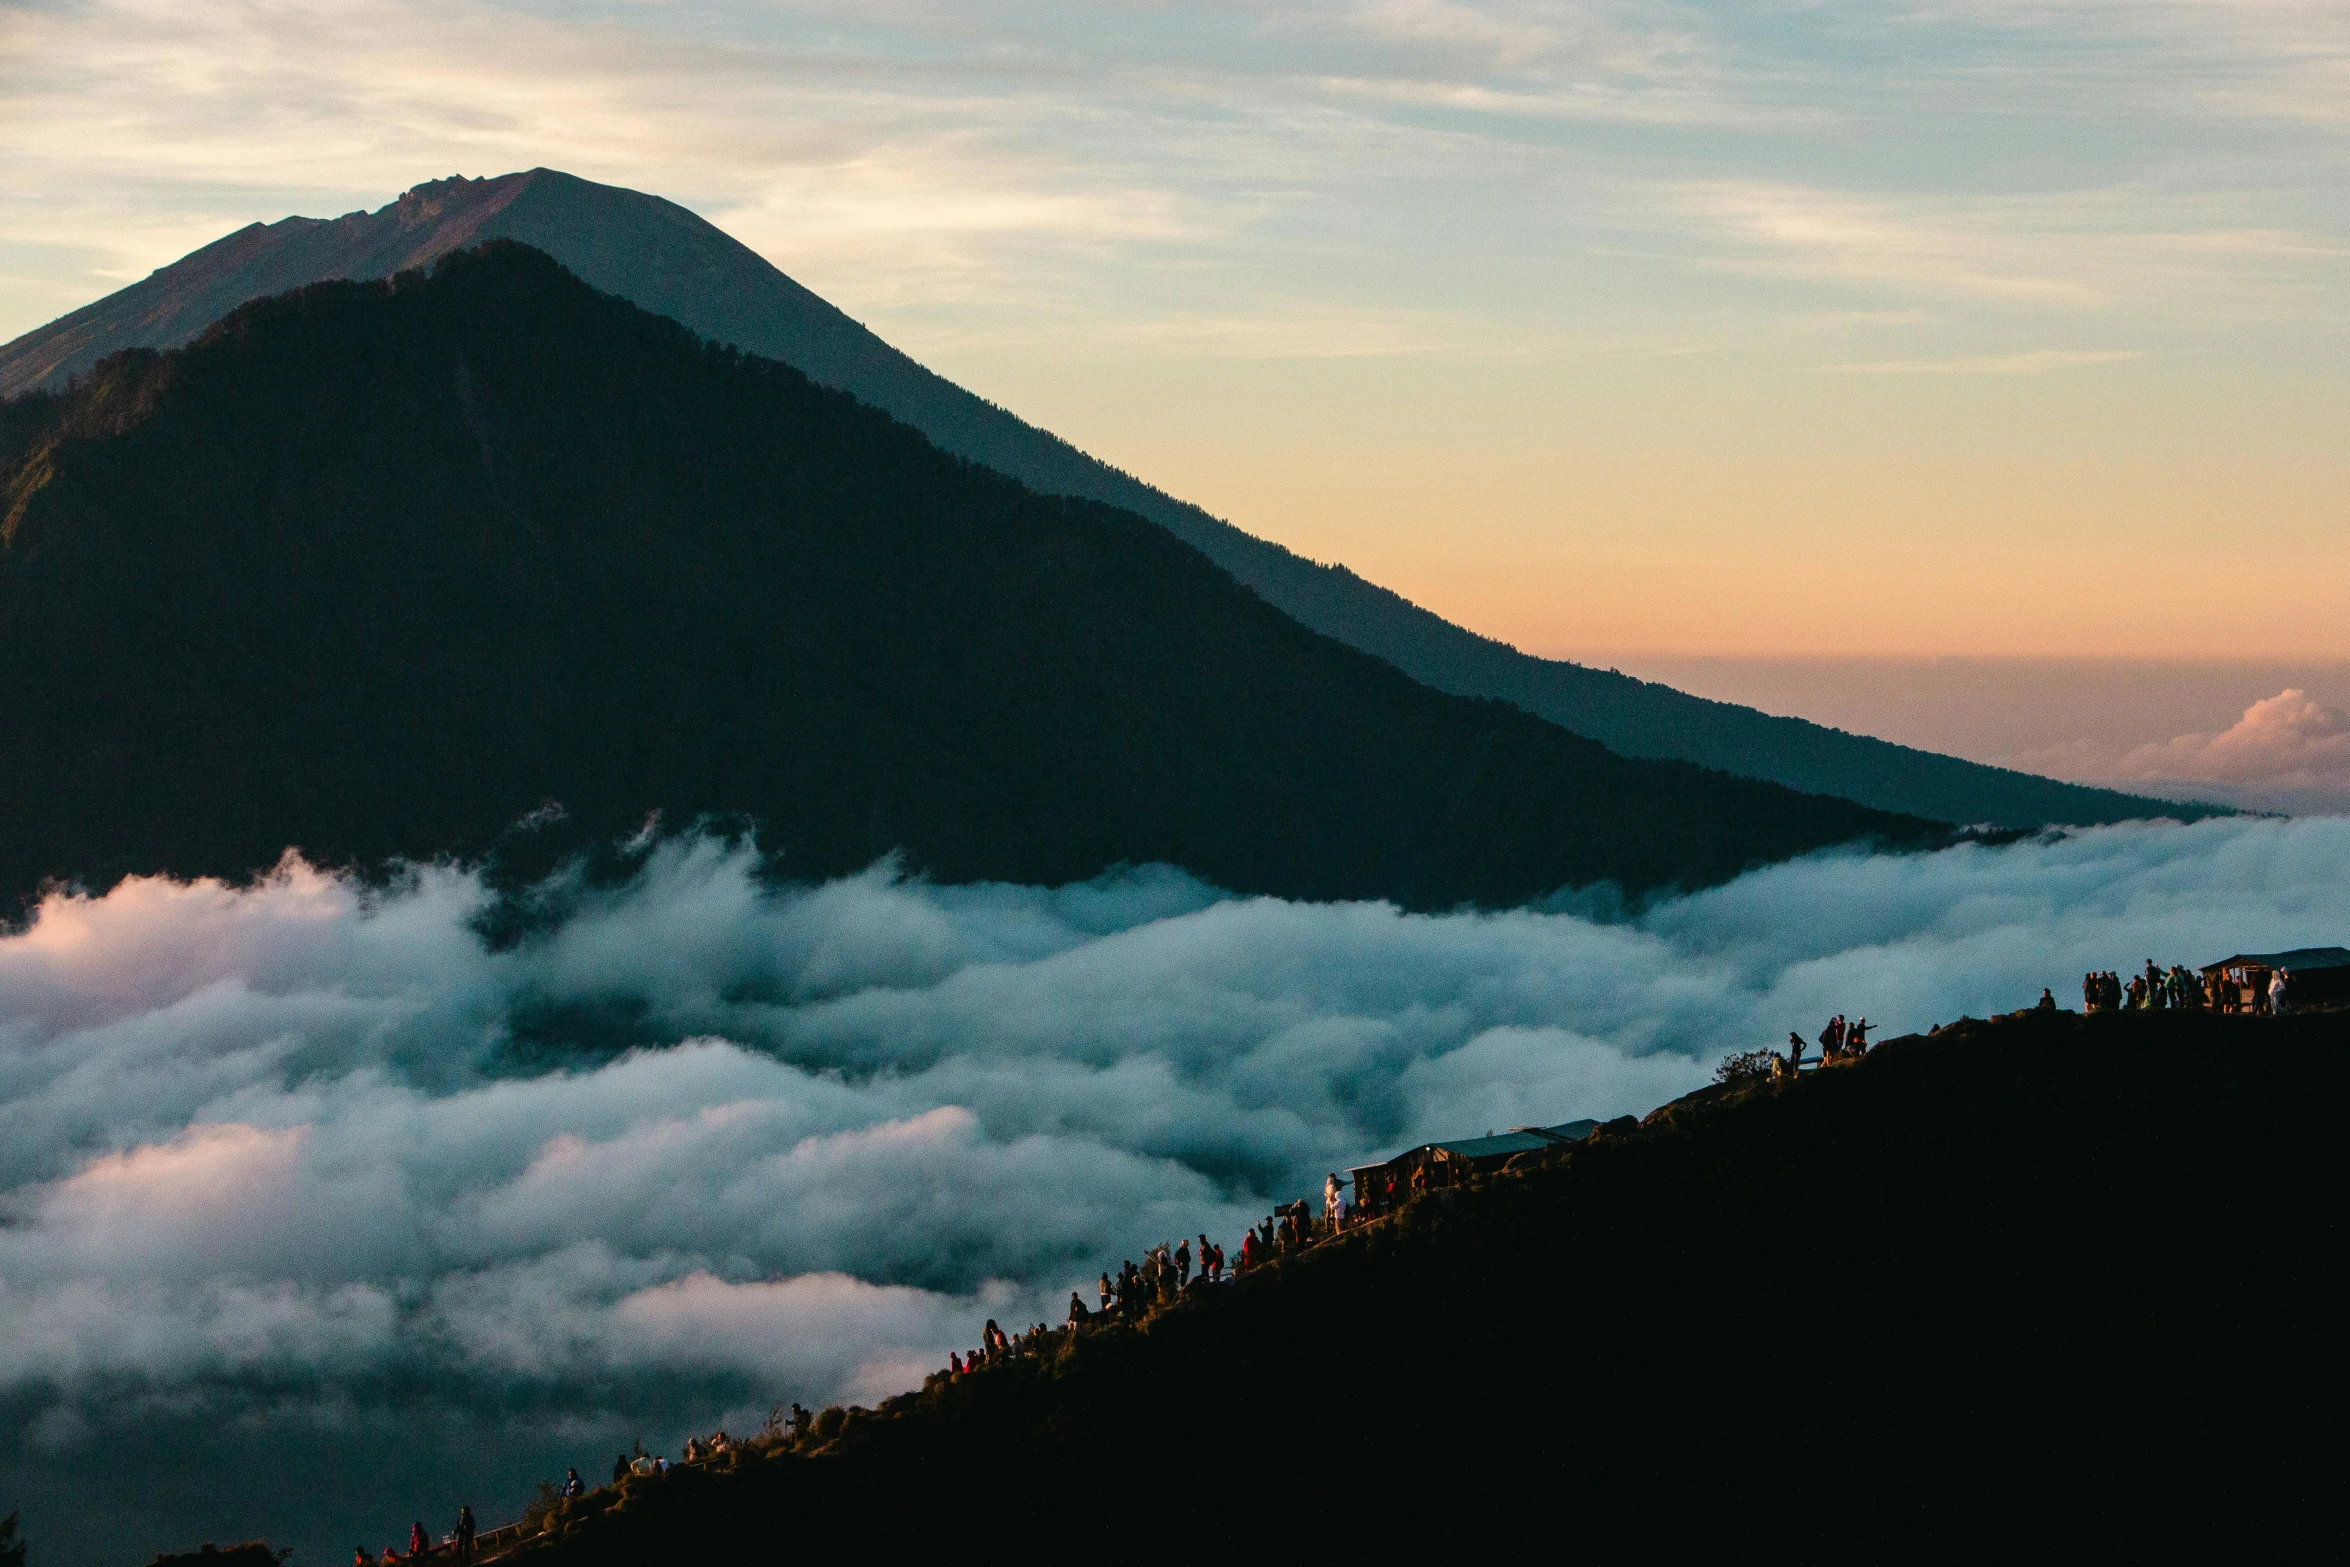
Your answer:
[1673,182,2113,306]
[6,1,2345,338]
[1832,348,2142,374]
[1662,179,2350,321]
[2,0,2346,662]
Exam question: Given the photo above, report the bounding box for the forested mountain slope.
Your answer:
[492,1004,2341,1550]
[0,244,1935,912]
[0,169,2194,829]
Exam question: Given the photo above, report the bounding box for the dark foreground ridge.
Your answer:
[447,1004,2341,1551]
[0,242,1936,914]
[0,168,2201,830]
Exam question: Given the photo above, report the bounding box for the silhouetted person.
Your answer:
[612,1453,630,1485]
[2037,989,2056,1012]
[1068,1290,1091,1324]
[409,1523,427,1559]
[454,1505,476,1563]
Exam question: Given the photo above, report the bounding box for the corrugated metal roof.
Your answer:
[1346,1118,1600,1179]
[1429,1129,1557,1159]
[2200,946,2350,973]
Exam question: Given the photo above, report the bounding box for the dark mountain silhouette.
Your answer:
[332,1004,2332,1554]
[0,169,2195,830]
[0,243,1938,913]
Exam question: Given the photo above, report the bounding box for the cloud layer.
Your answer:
[2016,687,2350,813]
[6,819,2350,1557]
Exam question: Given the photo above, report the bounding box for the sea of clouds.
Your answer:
[6,815,2349,1560]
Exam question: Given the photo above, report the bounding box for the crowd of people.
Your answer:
[937,1184,1380,1388]
[2084,959,2292,1015]
[363,1426,759,1563]
[352,1505,477,1565]
[364,1183,1379,1558]
[1763,1013,1874,1078]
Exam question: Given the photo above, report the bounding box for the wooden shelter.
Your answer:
[1347,1119,1598,1218]
[2200,947,2350,1012]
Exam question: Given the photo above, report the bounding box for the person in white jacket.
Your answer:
[2269,968,2290,1015]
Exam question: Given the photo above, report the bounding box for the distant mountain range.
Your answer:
[0,243,1936,911]
[0,168,2194,829]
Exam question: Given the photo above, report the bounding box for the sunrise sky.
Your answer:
[4,1,2346,659]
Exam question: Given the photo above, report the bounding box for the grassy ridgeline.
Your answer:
[497,1006,2341,1550]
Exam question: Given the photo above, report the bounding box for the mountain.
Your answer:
[0,243,1937,913]
[361,1004,2340,1551]
[0,169,2194,830]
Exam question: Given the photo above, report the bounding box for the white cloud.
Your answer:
[2117,687,2350,788]
[4,821,2349,1555]
[1831,348,2141,374]
[2016,688,2350,813]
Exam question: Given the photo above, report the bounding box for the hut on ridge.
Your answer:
[2200,947,2350,1011]
[1347,1119,1598,1218]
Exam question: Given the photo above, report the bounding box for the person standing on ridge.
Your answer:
[454,1504,477,1563]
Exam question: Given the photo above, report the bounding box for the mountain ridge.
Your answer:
[345,1003,2338,1553]
[0,169,2201,830]
[0,242,1938,913]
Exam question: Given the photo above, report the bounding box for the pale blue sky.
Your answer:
[4,1,2346,655]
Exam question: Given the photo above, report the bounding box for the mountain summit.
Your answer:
[0,169,2193,829]
[0,243,1933,910]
